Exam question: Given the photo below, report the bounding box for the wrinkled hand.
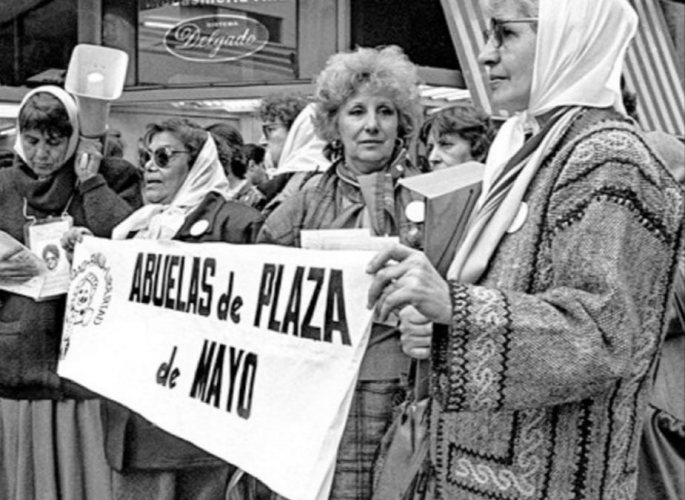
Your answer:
[61,227,93,262]
[399,306,433,359]
[74,136,103,182]
[367,244,451,324]
[0,255,40,283]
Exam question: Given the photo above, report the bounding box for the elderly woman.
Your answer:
[258,45,424,498]
[420,101,495,170]
[65,118,263,498]
[367,0,684,499]
[0,85,141,499]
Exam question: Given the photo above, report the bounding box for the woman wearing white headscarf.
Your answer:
[367,0,684,498]
[0,86,142,499]
[64,118,263,499]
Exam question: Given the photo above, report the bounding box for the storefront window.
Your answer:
[0,0,78,87]
[350,0,459,73]
[137,0,298,86]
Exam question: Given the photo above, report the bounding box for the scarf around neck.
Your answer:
[447,0,638,283]
[111,134,229,240]
[13,86,81,215]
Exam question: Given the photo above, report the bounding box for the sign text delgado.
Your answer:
[164,15,269,62]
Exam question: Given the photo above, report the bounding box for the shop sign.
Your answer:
[164,15,269,62]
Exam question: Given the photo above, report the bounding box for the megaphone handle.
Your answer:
[75,137,103,182]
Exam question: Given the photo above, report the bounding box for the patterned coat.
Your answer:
[429,108,684,500]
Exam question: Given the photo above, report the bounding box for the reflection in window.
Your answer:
[137,0,298,86]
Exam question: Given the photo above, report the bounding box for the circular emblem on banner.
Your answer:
[61,252,113,359]
[164,15,269,63]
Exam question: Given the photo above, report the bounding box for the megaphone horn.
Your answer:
[65,44,129,138]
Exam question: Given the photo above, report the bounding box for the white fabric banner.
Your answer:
[57,236,376,500]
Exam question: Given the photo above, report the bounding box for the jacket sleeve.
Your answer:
[78,158,143,237]
[257,190,306,247]
[431,128,684,413]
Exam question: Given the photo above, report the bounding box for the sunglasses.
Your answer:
[483,18,538,48]
[139,146,190,168]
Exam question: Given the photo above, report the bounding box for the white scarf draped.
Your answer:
[447,0,638,282]
[112,134,229,240]
[14,85,81,166]
[276,103,331,174]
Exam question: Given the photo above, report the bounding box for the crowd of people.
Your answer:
[0,0,683,499]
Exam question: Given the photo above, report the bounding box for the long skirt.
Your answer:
[0,398,112,500]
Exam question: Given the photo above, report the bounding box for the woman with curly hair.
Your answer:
[258,45,425,498]
[420,101,495,170]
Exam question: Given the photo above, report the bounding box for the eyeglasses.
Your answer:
[139,147,189,168]
[261,123,285,140]
[483,18,538,48]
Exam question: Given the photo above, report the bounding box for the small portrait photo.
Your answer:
[42,243,61,272]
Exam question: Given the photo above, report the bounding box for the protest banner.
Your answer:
[57,236,377,500]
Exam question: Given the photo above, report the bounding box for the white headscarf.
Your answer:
[276,103,331,174]
[448,0,638,282]
[111,134,229,240]
[14,85,80,166]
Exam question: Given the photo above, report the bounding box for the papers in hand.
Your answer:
[301,229,399,251]
[0,231,68,301]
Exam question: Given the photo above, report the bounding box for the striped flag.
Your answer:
[625,0,685,136]
[442,0,685,136]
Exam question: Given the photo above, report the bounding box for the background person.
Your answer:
[64,118,263,499]
[419,101,495,170]
[244,142,269,190]
[366,0,684,498]
[259,103,331,216]
[256,92,318,211]
[258,45,424,499]
[0,85,142,500]
[206,122,265,209]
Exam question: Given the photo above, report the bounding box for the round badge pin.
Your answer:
[405,200,426,223]
[190,220,209,236]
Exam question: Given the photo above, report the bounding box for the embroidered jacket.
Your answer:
[429,108,684,500]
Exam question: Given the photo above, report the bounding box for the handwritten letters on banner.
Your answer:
[58,236,376,500]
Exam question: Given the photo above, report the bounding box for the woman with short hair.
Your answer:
[0,85,142,499]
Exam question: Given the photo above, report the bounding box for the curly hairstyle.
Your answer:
[143,119,207,167]
[206,122,247,179]
[258,93,309,130]
[19,92,73,140]
[312,45,423,150]
[420,102,495,163]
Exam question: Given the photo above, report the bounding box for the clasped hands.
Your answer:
[367,244,451,359]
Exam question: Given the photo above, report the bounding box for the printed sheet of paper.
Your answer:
[301,228,399,251]
[58,237,377,500]
[0,230,50,300]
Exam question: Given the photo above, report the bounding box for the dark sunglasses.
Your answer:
[483,17,538,48]
[139,146,190,168]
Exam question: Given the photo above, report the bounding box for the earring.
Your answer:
[395,138,406,150]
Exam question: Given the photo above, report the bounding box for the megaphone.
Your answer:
[65,44,128,138]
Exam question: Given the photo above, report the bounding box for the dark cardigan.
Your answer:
[0,157,142,400]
